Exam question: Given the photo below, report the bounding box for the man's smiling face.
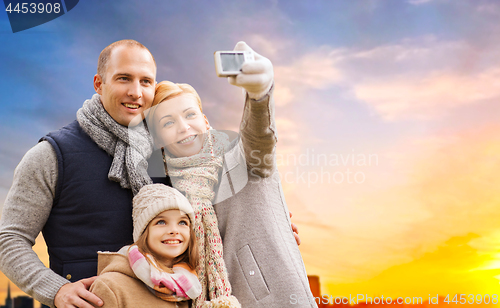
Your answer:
[94,45,156,126]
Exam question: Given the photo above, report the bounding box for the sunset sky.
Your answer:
[1,0,500,305]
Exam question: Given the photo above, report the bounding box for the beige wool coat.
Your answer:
[90,251,189,308]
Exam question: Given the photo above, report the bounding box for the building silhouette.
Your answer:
[0,283,12,308]
[12,296,32,308]
[0,283,34,308]
[309,275,321,298]
[14,296,34,308]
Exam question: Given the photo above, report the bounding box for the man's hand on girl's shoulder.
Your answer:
[54,276,103,308]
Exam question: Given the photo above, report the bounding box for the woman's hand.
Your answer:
[290,211,301,246]
[228,41,274,100]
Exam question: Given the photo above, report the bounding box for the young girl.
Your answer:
[90,184,202,308]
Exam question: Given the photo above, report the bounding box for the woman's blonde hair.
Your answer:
[152,81,203,111]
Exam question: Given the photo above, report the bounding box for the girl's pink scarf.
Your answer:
[126,245,202,302]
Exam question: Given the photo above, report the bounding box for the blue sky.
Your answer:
[2,0,500,298]
[1,0,493,161]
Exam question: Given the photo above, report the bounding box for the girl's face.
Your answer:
[153,94,207,158]
[146,209,191,267]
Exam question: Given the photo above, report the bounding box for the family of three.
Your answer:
[0,39,317,308]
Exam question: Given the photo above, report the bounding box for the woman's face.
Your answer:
[153,94,207,157]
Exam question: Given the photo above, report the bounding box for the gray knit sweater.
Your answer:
[0,141,69,307]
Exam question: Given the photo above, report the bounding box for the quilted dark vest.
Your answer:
[40,120,167,282]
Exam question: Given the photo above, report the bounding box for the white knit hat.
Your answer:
[132,184,195,242]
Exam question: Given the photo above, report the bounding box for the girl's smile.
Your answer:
[146,210,191,267]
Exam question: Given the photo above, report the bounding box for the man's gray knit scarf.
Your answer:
[76,94,153,195]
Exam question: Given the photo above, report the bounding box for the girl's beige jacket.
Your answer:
[90,251,189,308]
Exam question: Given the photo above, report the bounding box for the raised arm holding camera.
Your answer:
[216,42,315,308]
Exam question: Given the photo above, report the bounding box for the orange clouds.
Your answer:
[288,123,500,296]
[353,67,500,121]
[326,233,500,298]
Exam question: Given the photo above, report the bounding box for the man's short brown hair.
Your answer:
[97,39,157,82]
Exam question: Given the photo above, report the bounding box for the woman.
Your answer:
[145,42,317,308]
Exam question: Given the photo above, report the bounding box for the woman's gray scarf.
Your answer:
[76,94,153,195]
[163,130,240,308]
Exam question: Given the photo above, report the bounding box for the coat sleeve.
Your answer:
[90,278,119,308]
[239,85,277,178]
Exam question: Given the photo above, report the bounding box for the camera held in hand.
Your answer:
[214,51,254,77]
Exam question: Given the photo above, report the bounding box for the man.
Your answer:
[0,40,156,308]
[0,40,306,308]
